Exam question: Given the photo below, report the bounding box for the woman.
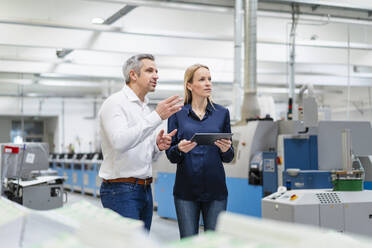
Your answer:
[166,64,234,238]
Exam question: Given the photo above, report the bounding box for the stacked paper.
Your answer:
[169,212,372,248]
[0,197,160,248]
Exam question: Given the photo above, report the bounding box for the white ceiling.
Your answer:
[1,0,372,111]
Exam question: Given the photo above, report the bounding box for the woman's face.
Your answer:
[187,67,212,98]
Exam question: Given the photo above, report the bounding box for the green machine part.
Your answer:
[332,179,363,191]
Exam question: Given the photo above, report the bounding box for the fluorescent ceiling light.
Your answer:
[39,73,65,78]
[26,93,41,97]
[0,79,33,85]
[38,80,101,87]
[258,88,301,94]
[91,17,104,24]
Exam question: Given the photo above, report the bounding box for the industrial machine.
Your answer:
[0,143,65,210]
[277,120,372,190]
[262,127,372,236]
[252,86,372,217]
[49,152,102,197]
[262,188,372,236]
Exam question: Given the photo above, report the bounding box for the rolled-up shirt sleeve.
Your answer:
[100,100,162,154]
[166,114,185,164]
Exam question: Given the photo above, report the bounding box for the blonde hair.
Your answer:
[183,64,213,105]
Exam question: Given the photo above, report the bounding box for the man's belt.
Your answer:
[103,177,152,185]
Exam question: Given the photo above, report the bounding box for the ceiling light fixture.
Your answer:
[38,80,101,87]
[91,17,105,24]
[0,79,33,85]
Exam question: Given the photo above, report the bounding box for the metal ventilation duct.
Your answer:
[240,0,260,122]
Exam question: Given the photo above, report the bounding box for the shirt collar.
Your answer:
[122,84,149,104]
[206,101,214,113]
[185,101,214,115]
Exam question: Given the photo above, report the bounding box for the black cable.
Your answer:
[298,127,309,134]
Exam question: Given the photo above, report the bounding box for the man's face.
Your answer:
[135,59,159,93]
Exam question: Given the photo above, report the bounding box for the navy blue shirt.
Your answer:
[166,102,234,202]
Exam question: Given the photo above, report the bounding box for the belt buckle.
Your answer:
[144,178,148,185]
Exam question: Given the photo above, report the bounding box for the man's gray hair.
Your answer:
[123,54,155,84]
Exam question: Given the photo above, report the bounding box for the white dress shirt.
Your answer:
[98,84,162,179]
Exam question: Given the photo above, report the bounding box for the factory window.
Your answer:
[10,120,44,143]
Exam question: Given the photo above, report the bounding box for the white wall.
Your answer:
[0,117,11,143]
[63,99,101,153]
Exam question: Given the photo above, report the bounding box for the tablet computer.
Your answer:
[190,133,233,146]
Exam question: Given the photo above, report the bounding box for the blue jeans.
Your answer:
[100,182,153,230]
[174,197,227,238]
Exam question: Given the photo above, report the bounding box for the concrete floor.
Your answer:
[66,192,181,244]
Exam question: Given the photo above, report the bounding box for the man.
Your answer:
[98,54,182,230]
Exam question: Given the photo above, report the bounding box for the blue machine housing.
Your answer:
[283,170,332,190]
[155,172,263,219]
[249,151,278,196]
[262,152,278,195]
[282,135,333,190]
[284,135,318,171]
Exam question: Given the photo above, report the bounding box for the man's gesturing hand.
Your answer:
[157,129,177,151]
[156,95,183,120]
